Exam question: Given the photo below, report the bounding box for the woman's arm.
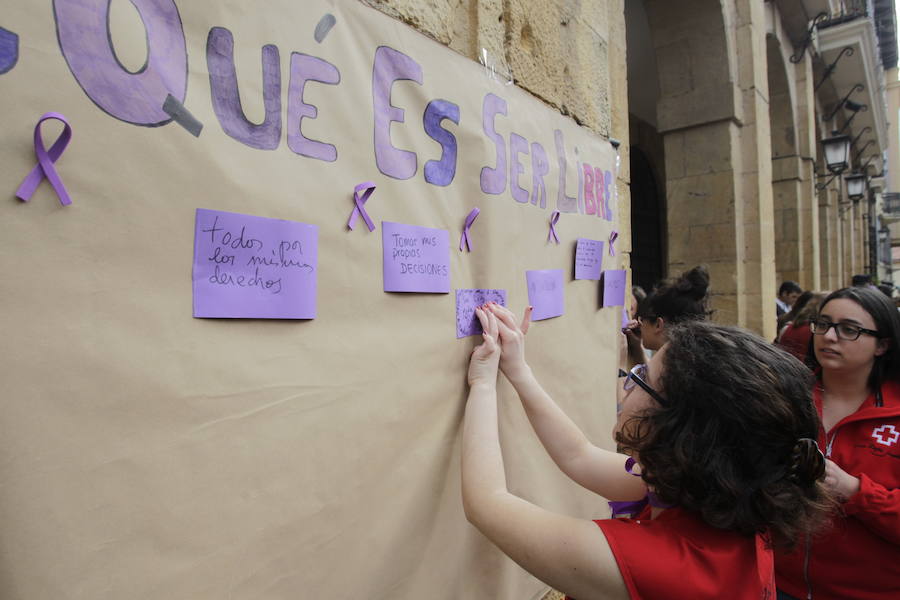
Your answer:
[827,460,900,545]
[486,304,647,502]
[462,308,629,600]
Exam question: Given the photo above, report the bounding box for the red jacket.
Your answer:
[775,379,900,599]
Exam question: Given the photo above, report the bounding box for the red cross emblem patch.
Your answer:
[872,424,900,447]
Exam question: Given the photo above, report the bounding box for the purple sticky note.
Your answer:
[526,270,564,321]
[622,307,629,329]
[192,209,318,319]
[575,238,604,280]
[382,221,450,293]
[456,289,507,338]
[602,269,627,307]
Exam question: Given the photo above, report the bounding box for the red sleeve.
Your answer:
[843,472,900,545]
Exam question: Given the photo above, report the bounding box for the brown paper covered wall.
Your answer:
[0,1,621,598]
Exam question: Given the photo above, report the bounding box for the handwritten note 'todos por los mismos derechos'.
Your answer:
[192,208,318,319]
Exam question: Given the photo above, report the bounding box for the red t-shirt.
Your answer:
[776,323,812,362]
[593,507,775,600]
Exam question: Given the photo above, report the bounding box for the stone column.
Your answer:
[734,0,777,338]
[794,54,820,289]
[648,0,775,337]
[773,158,803,285]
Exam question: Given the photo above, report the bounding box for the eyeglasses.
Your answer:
[619,363,667,406]
[810,318,879,341]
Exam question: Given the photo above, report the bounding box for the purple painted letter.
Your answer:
[373,46,422,180]
[0,27,18,74]
[207,27,281,150]
[582,164,597,215]
[423,99,460,187]
[287,53,341,162]
[530,142,549,208]
[480,93,507,195]
[554,130,577,212]
[509,132,529,203]
[54,0,187,126]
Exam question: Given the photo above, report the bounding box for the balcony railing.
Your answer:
[884,193,900,215]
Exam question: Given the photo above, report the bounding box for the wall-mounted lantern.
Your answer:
[822,131,851,174]
[845,171,867,203]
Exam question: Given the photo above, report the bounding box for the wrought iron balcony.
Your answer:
[883,193,900,215]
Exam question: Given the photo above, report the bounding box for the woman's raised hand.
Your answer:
[467,306,502,388]
[485,303,533,381]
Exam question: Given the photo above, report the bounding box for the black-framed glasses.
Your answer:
[810,318,879,341]
[619,363,667,406]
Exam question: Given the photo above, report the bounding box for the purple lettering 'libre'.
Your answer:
[554,129,577,212]
[54,0,187,126]
[207,27,281,150]
[530,142,549,209]
[480,93,507,195]
[423,99,460,187]
[287,53,340,162]
[372,46,422,180]
[509,133,529,203]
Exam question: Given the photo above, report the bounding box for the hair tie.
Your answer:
[789,437,825,483]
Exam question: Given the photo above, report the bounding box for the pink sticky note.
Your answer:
[602,269,627,307]
[456,289,507,338]
[575,238,604,280]
[192,209,318,319]
[382,221,450,293]
[526,270,564,321]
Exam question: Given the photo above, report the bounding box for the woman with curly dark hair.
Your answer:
[462,305,829,600]
[775,286,900,600]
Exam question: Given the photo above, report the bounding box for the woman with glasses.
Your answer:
[775,286,900,600]
[463,303,828,600]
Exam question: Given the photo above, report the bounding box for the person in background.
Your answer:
[776,292,825,363]
[775,286,900,600]
[850,273,873,288]
[621,286,647,371]
[776,281,803,322]
[633,265,711,355]
[777,290,816,335]
[462,305,829,600]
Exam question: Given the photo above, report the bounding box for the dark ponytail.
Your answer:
[637,265,712,323]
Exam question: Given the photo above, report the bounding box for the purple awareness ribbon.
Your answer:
[459,208,480,251]
[348,181,376,232]
[16,112,73,206]
[547,210,560,244]
[608,230,619,256]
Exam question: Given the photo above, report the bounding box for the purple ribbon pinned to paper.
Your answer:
[608,230,619,256]
[547,210,560,244]
[348,181,376,232]
[16,112,73,206]
[459,208,480,252]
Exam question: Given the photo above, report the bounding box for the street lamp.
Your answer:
[845,171,867,203]
[822,131,851,174]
